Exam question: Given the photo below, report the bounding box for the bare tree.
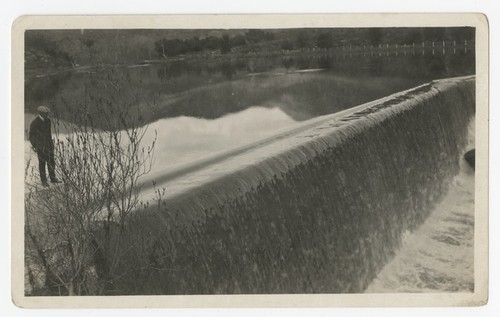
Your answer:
[25,69,158,295]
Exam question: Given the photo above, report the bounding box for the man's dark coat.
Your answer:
[29,116,54,152]
[29,116,56,183]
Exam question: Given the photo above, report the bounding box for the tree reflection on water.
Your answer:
[25,51,474,129]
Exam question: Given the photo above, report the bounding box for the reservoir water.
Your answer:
[24,53,474,172]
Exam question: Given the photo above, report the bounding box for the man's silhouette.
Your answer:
[29,106,60,186]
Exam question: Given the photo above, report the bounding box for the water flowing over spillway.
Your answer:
[365,117,475,293]
[117,76,475,294]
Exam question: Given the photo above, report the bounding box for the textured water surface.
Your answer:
[366,119,475,293]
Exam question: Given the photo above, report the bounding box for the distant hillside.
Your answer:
[25,27,474,72]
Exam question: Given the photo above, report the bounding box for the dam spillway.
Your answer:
[121,75,475,294]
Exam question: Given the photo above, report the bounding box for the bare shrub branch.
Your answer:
[25,68,159,295]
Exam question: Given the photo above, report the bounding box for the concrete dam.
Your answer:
[120,75,475,294]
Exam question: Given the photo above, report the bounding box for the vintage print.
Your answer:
[11,14,488,307]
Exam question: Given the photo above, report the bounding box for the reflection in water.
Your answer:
[25,69,442,127]
[25,106,297,184]
[24,53,475,170]
[25,52,475,122]
[143,107,297,172]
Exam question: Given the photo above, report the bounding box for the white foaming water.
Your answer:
[365,118,475,293]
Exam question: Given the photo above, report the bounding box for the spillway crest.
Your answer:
[119,76,475,294]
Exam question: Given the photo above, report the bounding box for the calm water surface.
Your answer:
[24,54,474,170]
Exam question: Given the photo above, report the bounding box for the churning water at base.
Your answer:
[365,118,475,293]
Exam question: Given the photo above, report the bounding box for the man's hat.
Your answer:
[37,106,50,113]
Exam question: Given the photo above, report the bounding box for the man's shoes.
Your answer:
[51,179,61,184]
[41,181,49,187]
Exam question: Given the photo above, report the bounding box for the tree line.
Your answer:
[154,29,275,57]
[25,27,475,71]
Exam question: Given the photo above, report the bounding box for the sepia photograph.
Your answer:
[11,14,488,307]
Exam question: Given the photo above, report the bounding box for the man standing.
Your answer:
[29,106,60,187]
